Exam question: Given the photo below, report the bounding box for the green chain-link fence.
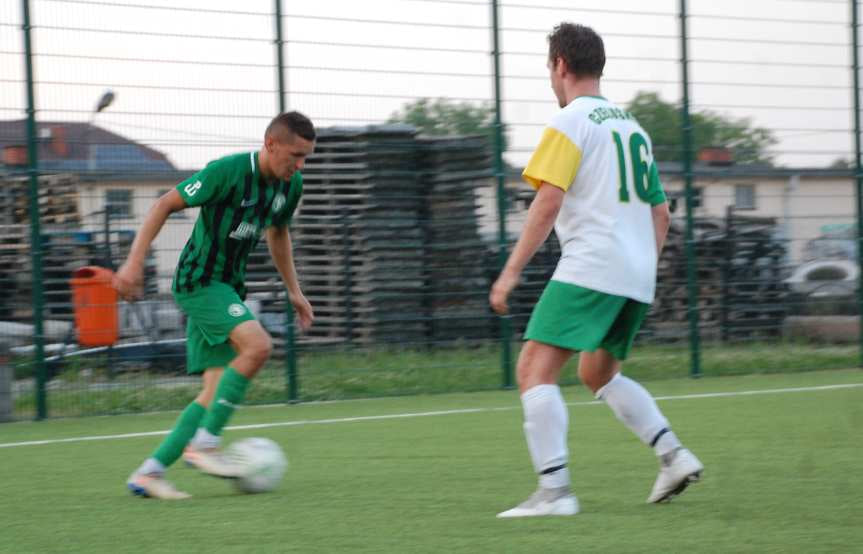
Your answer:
[1,0,861,419]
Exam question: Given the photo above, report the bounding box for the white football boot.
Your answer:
[647,447,703,503]
[497,487,579,518]
[183,445,243,479]
[127,472,191,500]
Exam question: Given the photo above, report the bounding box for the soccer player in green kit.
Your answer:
[114,112,316,499]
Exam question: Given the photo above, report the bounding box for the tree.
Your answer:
[387,98,506,150]
[829,157,853,169]
[627,91,777,165]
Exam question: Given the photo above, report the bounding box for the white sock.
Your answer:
[190,428,221,450]
[521,384,570,490]
[595,373,682,456]
[137,457,166,476]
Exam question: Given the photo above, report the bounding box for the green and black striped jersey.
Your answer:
[171,151,303,299]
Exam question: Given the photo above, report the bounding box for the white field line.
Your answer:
[0,382,861,449]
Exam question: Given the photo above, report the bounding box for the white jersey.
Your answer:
[522,95,666,303]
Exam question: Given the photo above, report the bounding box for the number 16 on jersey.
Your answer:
[612,130,655,204]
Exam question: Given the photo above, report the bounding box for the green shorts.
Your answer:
[524,280,650,361]
[173,282,256,374]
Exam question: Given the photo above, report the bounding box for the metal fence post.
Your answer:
[21,0,48,418]
[679,0,702,377]
[851,0,863,367]
[490,0,513,388]
[274,0,298,401]
[0,351,12,422]
[720,205,734,343]
[275,0,287,113]
[285,294,298,403]
[342,209,354,347]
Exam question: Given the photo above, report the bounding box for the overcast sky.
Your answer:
[0,0,858,169]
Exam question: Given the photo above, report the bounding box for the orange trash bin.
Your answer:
[70,266,119,347]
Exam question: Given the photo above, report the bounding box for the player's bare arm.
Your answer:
[113,188,187,301]
[490,182,565,315]
[651,202,671,255]
[266,225,314,331]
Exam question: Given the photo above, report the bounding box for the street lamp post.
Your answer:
[87,90,115,173]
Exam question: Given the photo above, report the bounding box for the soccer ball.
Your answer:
[226,437,288,494]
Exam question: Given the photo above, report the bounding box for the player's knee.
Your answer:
[515,348,532,384]
[516,352,549,391]
[241,332,272,367]
[252,335,273,365]
[578,365,595,389]
[515,359,533,386]
[578,365,615,393]
[578,372,600,393]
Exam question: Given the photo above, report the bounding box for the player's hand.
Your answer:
[490,270,519,315]
[112,260,144,301]
[289,291,314,331]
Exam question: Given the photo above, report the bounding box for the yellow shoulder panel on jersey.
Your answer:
[522,127,582,191]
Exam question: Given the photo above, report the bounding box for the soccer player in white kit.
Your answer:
[490,23,703,517]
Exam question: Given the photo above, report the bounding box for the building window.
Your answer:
[734,184,756,210]
[105,189,132,219]
[691,187,703,209]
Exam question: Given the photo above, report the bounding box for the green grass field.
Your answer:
[1,369,861,553]
[12,340,860,417]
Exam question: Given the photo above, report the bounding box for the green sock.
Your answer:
[152,401,206,467]
[202,367,250,436]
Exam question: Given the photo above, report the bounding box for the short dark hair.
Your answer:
[547,23,605,78]
[266,111,316,142]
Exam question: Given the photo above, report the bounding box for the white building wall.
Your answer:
[663,175,854,265]
[78,181,197,293]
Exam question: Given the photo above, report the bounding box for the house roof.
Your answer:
[0,119,176,173]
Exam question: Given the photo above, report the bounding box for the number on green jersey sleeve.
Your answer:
[177,160,230,207]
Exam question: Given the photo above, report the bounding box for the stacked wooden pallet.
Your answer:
[246,126,495,346]
[501,193,789,343]
[245,126,423,344]
[301,126,428,344]
[647,221,721,340]
[0,173,81,226]
[0,173,159,324]
[506,234,561,337]
[417,136,493,342]
[0,173,81,322]
[6,227,156,323]
[0,224,30,321]
[648,215,788,341]
[717,215,789,339]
